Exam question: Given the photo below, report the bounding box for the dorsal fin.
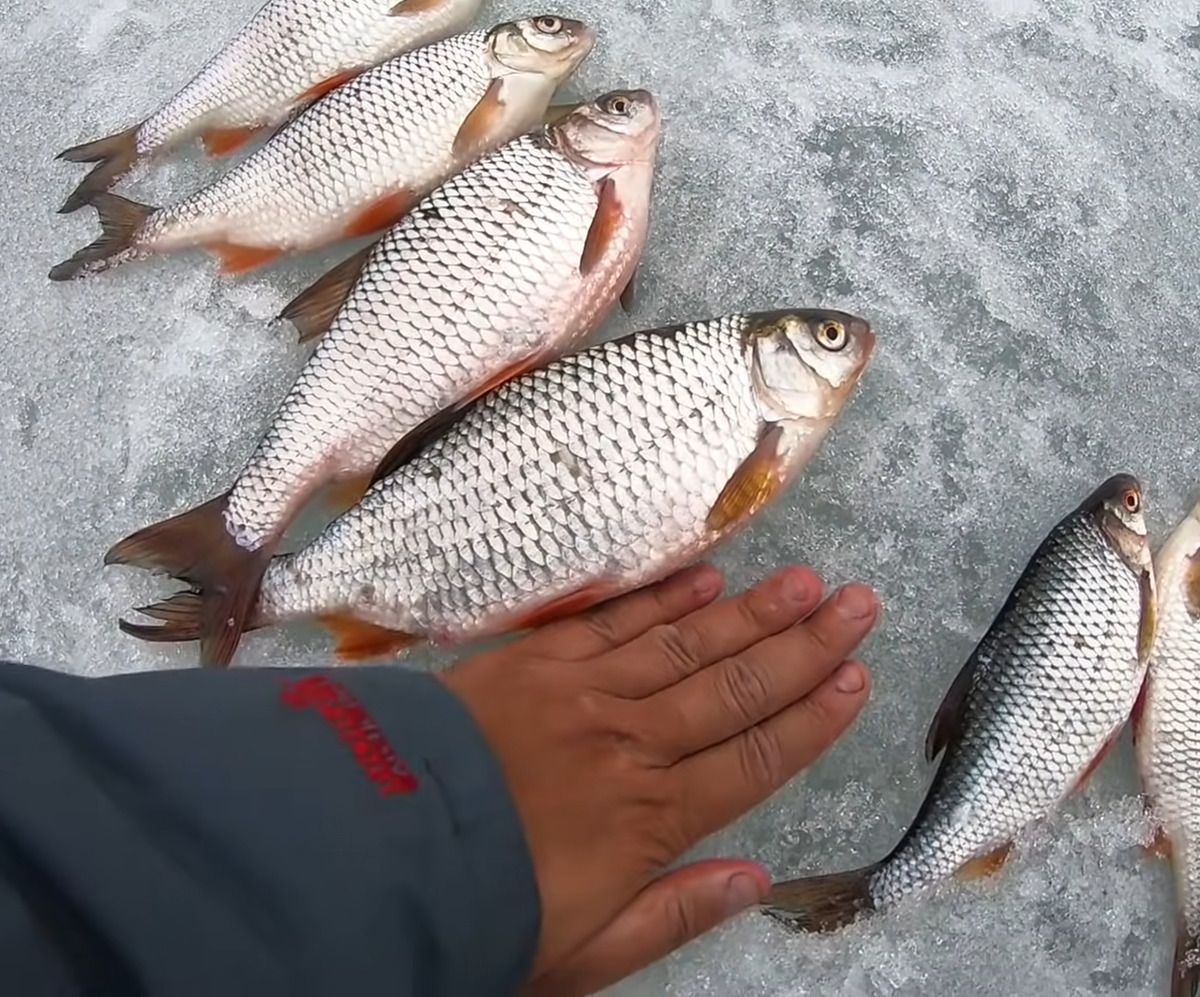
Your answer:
[369,400,480,487]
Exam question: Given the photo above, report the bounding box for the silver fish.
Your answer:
[55,0,487,214]
[762,474,1157,932]
[116,308,875,664]
[49,16,595,281]
[103,89,663,669]
[1133,497,1200,997]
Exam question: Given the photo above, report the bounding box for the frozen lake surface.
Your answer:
[4,0,1200,993]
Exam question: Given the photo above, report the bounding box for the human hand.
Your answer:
[436,562,880,996]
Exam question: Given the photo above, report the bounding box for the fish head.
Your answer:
[745,309,875,425]
[552,90,663,178]
[1088,474,1158,662]
[489,16,596,82]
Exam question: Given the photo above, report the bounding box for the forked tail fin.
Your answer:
[56,125,141,214]
[758,862,883,933]
[48,192,156,281]
[104,493,275,668]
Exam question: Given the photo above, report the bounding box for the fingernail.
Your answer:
[781,569,816,606]
[725,872,766,914]
[835,584,877,621]
[834,662,866,694]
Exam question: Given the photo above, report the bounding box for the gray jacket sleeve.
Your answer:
[0,659,541,997]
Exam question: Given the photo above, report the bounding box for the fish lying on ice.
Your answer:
[49,16,595,280]
[115,308,875,665]
[761,473,1157,931]
[1132,496,1200,997]
[56,0,488,214]
[103,88,664,669]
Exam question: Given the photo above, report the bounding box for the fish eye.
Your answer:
[606,94,632,115]
[535,16,563,33]
[815,320,847,351]
[1122,488,1141,514]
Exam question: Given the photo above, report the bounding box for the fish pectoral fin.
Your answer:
[705,424,786,533]
[298,70,359,105]
[389,0,449,14]
[204,241,286,275]
[1138,567,1158,665]
[619,265,639,313]
[343,190,413,240]
[508,584,617,633]
[923,658,980,763]
[317,613,421,661]
[200,125,265,158]
[452,78,509,160]
[321,473,375,516]
[580,176,623,278]
[542,101,582,127]
[759,863,882,934]
[954,842,1013,881]
[279,244,375,344]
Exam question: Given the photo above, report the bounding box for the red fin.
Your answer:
[760,864,882,934]
[1069,730,1121,795]
[955,842,1013,881]
[200,125,264,158]
[48,192,155,281]
[924,659,980,763]
[343,190,413,239]
[322,473,374,516]
[317,613,421,661]
[298,69,359,104]
[56,124,142,214]
[105,492,275,668]
[510,584,614,632]
[279,244,374,344]
[579,177,622,277]
[705,424,786,533]
[204,241,286,275]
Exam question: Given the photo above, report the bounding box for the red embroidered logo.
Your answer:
[280,675,418,795]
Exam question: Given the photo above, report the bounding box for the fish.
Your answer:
[49,16,596,281]
[55,0,488,214]
[1132,497,1200,997]
[760,473,1157,933]
[113,308,875,665]
[55,0,487,215]
[102,88,665,670]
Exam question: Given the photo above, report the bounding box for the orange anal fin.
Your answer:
[580,176,623,277]
[510,584,615,632]
[298,69,360,104]
[705,424,786,533]
[343,190,413,240]
[955,842,1013,882]
[322,473,374,516]
[1069,730,1122,796]
[204,241,286,275]
[201,126,265,158]
[318,613,421,662]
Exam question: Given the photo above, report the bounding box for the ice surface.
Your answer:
[4,0,1200,991]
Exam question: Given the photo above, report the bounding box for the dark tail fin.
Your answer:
[1172,927,1200,997]
[56,126,142,214]
[104,493,275,668]
[758,862,883,933]
[49,192,156,282]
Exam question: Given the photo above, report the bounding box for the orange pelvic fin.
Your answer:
[509,583,616,633]
[200,125,264,158]
[955,842,1013,882]
[298,69,359,104]
[317,613,422,661]
[204,241,286,275]
[322,473,375,516]
[343,190,413,240]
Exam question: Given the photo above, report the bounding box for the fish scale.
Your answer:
[135,0,482,154]
[871,510,1145,906]
[250,311,865,643]
[1133,500,1200,995]
[144,30,505,252]
[224,125,638,547]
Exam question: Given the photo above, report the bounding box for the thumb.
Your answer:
[524,859,769,997]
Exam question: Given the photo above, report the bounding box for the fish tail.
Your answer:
[758,861,883,933]
[48,191,156,282]
[1172,927,1200,997]
[105,492,275,668]
[56,125,142,214]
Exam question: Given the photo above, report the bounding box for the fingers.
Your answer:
[649,585,879,762]
[675,657,873,846]
[519,564,725,662]
[524,860,768,997]
[598,566,826,699]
